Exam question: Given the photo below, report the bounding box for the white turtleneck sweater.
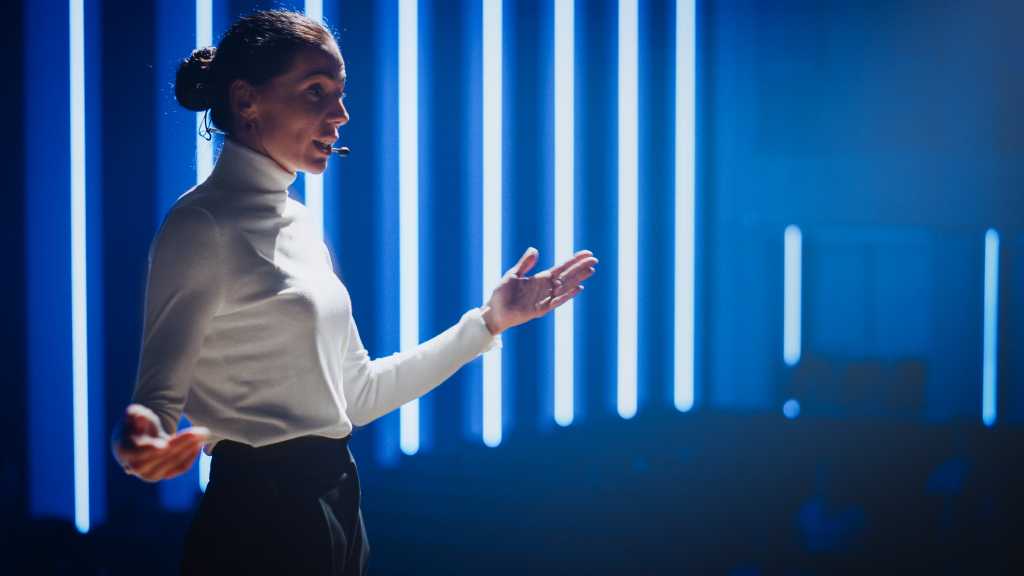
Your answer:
[131,137,502,455]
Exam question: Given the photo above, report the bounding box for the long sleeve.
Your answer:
[342,307,503,427]
[130,206,225,436]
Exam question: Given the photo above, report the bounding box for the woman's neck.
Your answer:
[227,133,296,177]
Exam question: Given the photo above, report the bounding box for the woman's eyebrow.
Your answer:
[299,69,347,84]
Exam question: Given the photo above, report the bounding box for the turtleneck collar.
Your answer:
[208,137,298,214]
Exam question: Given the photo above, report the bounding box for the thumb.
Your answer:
[511,247,539,277]
[126,404,162,437]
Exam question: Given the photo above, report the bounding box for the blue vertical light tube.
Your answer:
[618,0,639,419]
[196,0,215,493]
[674,0,696,412]
[304,0,326,240]
[982,229,1000,427]
[27,0,105,531]
[320,0,344,252]
[553,0,575,427]
[398,0,421,456]
[784,225,802,367]
[481,0,504,447]
[70,0,91,533]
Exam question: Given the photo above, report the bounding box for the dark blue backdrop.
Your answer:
[8,0,1022,573]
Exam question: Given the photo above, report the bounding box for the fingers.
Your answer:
[121,440,173,476]
[122,427,208,481]
[536,250,596,312]
[547,284,584,309]
[150,442,203,481]
[129,433,204,482]
[554,257,597,290]
[510,247,539,277]
[551,250,594,278]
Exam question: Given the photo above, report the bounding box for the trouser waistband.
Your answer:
[210,434,355,494]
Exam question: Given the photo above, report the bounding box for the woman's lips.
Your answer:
[313,139,331,155]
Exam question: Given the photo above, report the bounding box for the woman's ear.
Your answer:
[228,78,260,126]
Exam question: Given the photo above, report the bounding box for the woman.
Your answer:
[109,9,597,576]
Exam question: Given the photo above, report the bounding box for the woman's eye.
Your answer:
[307,85,324,97]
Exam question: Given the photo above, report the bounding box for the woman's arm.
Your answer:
[339,247,596,427]
[112,205,224,480]
[131,205,225,433]
[341,307,501,427]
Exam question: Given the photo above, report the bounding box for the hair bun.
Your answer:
[175,46,218,112]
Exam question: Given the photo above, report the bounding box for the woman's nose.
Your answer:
[330,97,349,126]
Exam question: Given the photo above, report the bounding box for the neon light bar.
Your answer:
[982,229,1000,427]
[197,0,213,492]
[783,225,802,367]
[399,0,421,455]
[482,0,505,446]
[674,0,696,412]
[554,0,575,426]
[70,0,90,534]
[304,0,325,241]
[618,0,638,419]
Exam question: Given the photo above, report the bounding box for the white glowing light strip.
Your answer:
[982,229,1000,427]
[305,0,322,22]
[399,0,421,455]
[553,0,575,426]
[783,225,802,367]
[482,0,503,446]
[617,0,638,419]
[195,0,214,186]
[305,0,324,240]
[197,0,213,492]
[674,0,696,412]
[70,0,90,534]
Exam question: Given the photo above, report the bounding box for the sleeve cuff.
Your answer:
[462,307,503,354]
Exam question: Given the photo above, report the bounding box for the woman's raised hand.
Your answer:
[482,247,598,335]
[112,404,209,483]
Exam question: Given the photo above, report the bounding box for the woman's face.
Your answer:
[239,42,349,175]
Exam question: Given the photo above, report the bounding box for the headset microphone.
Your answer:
[205,127,351,157]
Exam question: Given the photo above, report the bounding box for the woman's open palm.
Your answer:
[485,247,598,333]
[113,404,209,483]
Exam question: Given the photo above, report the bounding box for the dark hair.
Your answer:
[175,9,338,135]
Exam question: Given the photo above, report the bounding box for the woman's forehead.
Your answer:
[288,45,346,83]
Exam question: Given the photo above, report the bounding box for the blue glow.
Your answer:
[783,399,801,420]
[784,225,802,366]
[482,0,504,447]
[553,0,575,427]
[618,0,639,420]
[399,0,420,456]
[982,229,999,427]
[197,0,213,493]
[70,0,90,534]
[674,0,696,412]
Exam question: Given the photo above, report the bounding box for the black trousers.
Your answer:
[180,434,370,575]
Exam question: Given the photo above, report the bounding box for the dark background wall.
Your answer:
[704,0,1024,423]
[3,0,26,530]
[9,0,1023,574]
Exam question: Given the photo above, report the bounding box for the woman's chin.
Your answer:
[303,160,329,175]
